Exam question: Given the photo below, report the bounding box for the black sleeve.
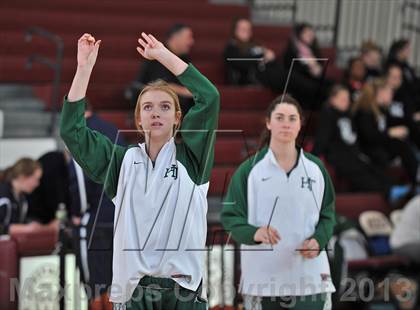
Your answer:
[312,108,335,156]
[355,111,389,144]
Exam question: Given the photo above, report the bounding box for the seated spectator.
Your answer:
[127,24,195,115]
[312,85,394,196]
[390,194,420,264]
[360,40,383,80]
[223,17,276,85]
[384,64,420,147]
[343,57,366,103]
[282,22,332,107]
[385,63,420,123]
[0,158,56,235]
[352,79,419,187]
[387,39,420,109]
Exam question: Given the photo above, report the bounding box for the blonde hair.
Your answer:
[352,78,388,119]
[0,158,41,183]
[134,80,182,139]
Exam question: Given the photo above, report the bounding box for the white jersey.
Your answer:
[222,147,336,296]
[110,139,209,302]
[60,64,220,303]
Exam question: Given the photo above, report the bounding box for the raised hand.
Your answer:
[299,238,320,259]
[77,33,101,69]
[68,33,101,101]
[254,225,281,245]
[136,32,167,61]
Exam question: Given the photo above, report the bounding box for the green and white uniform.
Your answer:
[221,146,336,305]
[60,64,219,304]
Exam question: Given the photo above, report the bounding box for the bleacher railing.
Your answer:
[25,27,63,136]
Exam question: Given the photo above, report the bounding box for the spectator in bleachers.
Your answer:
[390,194,420,264]
[312,85,394,195]
[0,158,54,235]
[385,63,420,123]
[343,57,366,103]
[223,17,276,86]
[282,22,331,107]
[387,39,420,109]
[384,64,420,149]
[360,40,383,81]
[352,79,419,188]
[128,24,195,115]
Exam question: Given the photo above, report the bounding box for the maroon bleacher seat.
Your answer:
[11,229,57,257]
[0,238,18,310]
[336,192,390,219]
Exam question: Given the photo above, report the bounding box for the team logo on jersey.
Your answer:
[164,164,178,180]
[301,177,315,191]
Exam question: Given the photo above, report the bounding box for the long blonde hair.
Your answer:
[134,80,182,140]
[352,78,388,119]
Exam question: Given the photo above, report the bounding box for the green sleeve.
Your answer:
[221,158,259,245]
[59,97,127,199]
[306,153,336,251]
[176,64,220,185]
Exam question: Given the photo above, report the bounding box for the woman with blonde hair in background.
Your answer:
[0,157,44,234]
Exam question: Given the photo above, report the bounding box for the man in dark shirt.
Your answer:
[129,24,195,115]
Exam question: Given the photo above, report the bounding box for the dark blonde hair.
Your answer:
[134,80,182,139]
[352,78,388,118]
[0,158,41,183]
[259,94,303,148]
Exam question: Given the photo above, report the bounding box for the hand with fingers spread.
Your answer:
[299,238,320,259]
[136,32,167,61]
[77,33,101,69]
[254,225,281,245]
[136,32,188,76]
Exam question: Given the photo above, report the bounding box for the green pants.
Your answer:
[118,276,207,310]
[243,293,328,310]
